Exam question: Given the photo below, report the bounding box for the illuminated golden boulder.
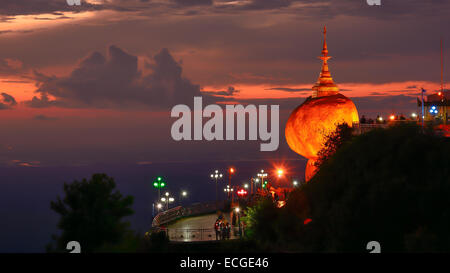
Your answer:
[284,26,359,181]
[285,94,359,160]
[305,159,318,182]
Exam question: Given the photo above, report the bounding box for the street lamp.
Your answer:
[224,185,234,193]
[257,170,268,190]
[179,190,188,206]
[161,192,175,210]
[235,207,242,237]
[293,180,298,187]
[250,178,259,194]
[228,167,235,200]
[210,170,223,204]
[277,168,284,178]
[152,176,166,200]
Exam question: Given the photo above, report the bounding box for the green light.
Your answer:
[161,182,165,187]
[153,182,158,188]
[157,177,162,181]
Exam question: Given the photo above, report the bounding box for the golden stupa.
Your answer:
[285,26,359,182]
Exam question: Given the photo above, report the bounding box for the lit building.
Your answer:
[418,90,450,124]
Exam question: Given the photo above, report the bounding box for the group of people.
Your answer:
[214,217,231,240]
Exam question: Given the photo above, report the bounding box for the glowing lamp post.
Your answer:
[179,190,188,206]
[224,185,234,194]
[228,167,235,200]
[161,192,175,211]
[152,176,166,200]
[250,178,259,194]
[277,168,284,178]
[257,170,268,190]
[235,207,242,237]
[210,170,223,204]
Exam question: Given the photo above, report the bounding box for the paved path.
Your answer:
[166,212,239,242]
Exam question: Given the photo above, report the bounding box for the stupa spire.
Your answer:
[312,25,339,98]
[321,26,328,57]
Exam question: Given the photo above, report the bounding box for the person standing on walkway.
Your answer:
[214,219,221,240]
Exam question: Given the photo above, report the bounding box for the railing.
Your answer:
[164,227,241,242]
[151,206,184,228]
[166,228,216,242]
[152,201,226,228]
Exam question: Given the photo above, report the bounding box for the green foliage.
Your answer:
[242,198,279,250]
[142,231,170,252]
[307,124,450,252]
[47,173,134,253]
[315,123,353,168]
[247,124,450,252]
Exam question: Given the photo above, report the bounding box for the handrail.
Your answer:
[152,201,225,228]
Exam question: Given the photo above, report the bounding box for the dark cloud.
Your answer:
[209,0,450,18]
[282,0,450,20]
[26,93,59,108]
[0,92,17,109]
[204,86,240,96]
[369,92,389,96]
[0,58,27,76]
[26,46,209,108]
[387,90,412,93]
[0,0,104,16]
[0,30,35,36]
[171,0,213,7]
[2,0,447,20]
[33,15,72,20]
[265,87,310,92]
[232,0,292,10]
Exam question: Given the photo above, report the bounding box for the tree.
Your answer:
[48,173,134,252]
[304,124,450,252]
[315,122,353,168]
[245,124,450,252]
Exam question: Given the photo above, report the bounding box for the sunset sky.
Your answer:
[0,0,449,166]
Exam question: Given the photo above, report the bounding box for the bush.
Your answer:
[246,124,450,252]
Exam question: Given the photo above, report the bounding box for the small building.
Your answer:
[418,90,450,124]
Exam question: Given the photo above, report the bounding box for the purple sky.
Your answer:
[0,0,449,166]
